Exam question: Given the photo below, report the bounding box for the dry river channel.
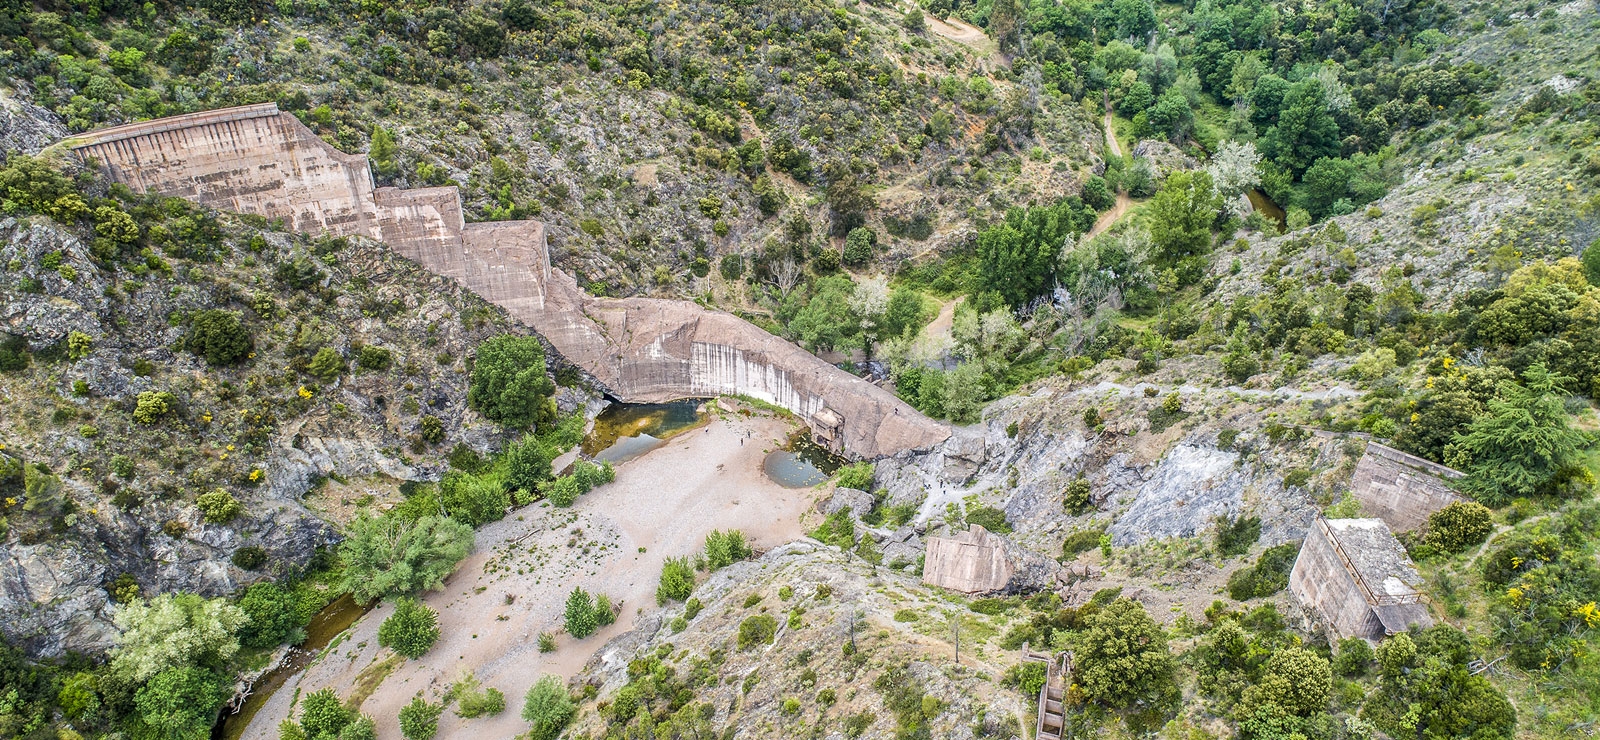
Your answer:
[236,411,820,739]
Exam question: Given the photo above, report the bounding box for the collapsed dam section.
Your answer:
[66,103,949,458]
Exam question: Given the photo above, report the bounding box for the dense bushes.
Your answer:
[338,514,474,603]
[522,675,574,740]
[564,587,614,639]
[1226,543,1298,601]
[1074,598,1175,708]
[704,529,752,570]
[1423,501,1494,554]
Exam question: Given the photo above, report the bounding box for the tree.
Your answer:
[976,198,1094,307]
[987,0,1021,51]
[1120,81,1153,115]
[843,227,876,265]
[1110,0,1155,39]
[133,666,228,740]
[504,434,556,496]
[1074,598,1174,708]
[565,587,599,639]
[851,276,890,350]
[284,687,377,740]
[522,675,574,740]
[789,276,860,352]
[1248,74,1290,129]
[468,335,555,429]
[1206,140,1262,207]
[369,127,399,178]
[185,310,252,366]
[824,167,873,235]
[399,697,442,740]
[1148,170,1222,278]
[379,598,441,659]
[338,514,474,603]
[881,289,929,340]
[238,582,303,649]
[1362,628,1515,740]
[1260,79,1342,175]
[111,593,246,681]
[1142,89,1193,143]
[658,557,695,603]
[1451,363,1588,505]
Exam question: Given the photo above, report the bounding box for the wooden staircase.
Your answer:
[1022,646,1071,739]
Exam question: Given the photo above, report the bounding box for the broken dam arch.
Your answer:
[63,103,949,458]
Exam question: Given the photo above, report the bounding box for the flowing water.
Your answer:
[213,594,369,740]
[580,400,708,463]
[763,434,843,488]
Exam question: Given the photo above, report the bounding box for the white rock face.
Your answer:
[1109,444,1246,545]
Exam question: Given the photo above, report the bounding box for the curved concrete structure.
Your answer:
[67,104,948,458]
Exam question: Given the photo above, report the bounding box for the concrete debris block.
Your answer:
[66,104,949,460]
[923,525,1059,595]
[940,426,988,482]
[1289,518,1432,642]
[818,487,876,519]
[1348,442,1465,532]
[1109,444,1245,545]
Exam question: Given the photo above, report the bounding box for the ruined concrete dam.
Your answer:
[67,103,948,458]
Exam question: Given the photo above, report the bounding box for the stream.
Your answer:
[579,399,708,463]
[213,594,370,740]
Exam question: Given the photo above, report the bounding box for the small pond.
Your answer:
[580,400,708,464]
[763,434,844,488]
[214,593,369,740]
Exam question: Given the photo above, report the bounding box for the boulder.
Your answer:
[817,487,875,519]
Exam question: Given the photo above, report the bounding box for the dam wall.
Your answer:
[67,104,948,458]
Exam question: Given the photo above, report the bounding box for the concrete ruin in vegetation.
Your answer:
[1348,441,1466,532]
[66,104,948,458]
[1289,517,1433,641]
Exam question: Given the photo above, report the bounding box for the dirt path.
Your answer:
[243,415,818,740]
[1084,103,1133,241]
[925,15,1000,64]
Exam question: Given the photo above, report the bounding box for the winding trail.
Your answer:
[1085,103,1133,241]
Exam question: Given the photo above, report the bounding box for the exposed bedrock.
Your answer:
[66,104,947,458]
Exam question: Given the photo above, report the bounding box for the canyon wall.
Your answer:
[67,104,947,458]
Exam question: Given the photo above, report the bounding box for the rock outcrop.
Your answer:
[65,105,948,459]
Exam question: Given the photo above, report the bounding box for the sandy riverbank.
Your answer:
[242,412,819,739]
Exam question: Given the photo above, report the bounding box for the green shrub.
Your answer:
[965,505,1011,533]
[231,546,268,571]
[658,556,695,603]
[521,675,574,740]
[196,488,242,523]
[1062,477,1092,514]
[185,310,252,366]
[1062,527,1105,557]
[450,675,506,718]
[1424,501,1494,554]
[1332,636,1373,677]
[1213,515,1261,558]
[357,345,393,371]
[705,529,752,569]
[132,390,175,424]
[1227,543,1299,600]
[564,587,599,639]
[379,597,441,659]
[399,697,442,740]
[439,471,509,527]
[0,334,30,373]
[834,461,874,490]
[306,347,346,379]
[110,454,135,479]
[737,614,778,649]
[842,227,876,265]
[1018,661,1046,697]
[538,632,555,652]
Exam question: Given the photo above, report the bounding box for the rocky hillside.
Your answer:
[0,158,590,659]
